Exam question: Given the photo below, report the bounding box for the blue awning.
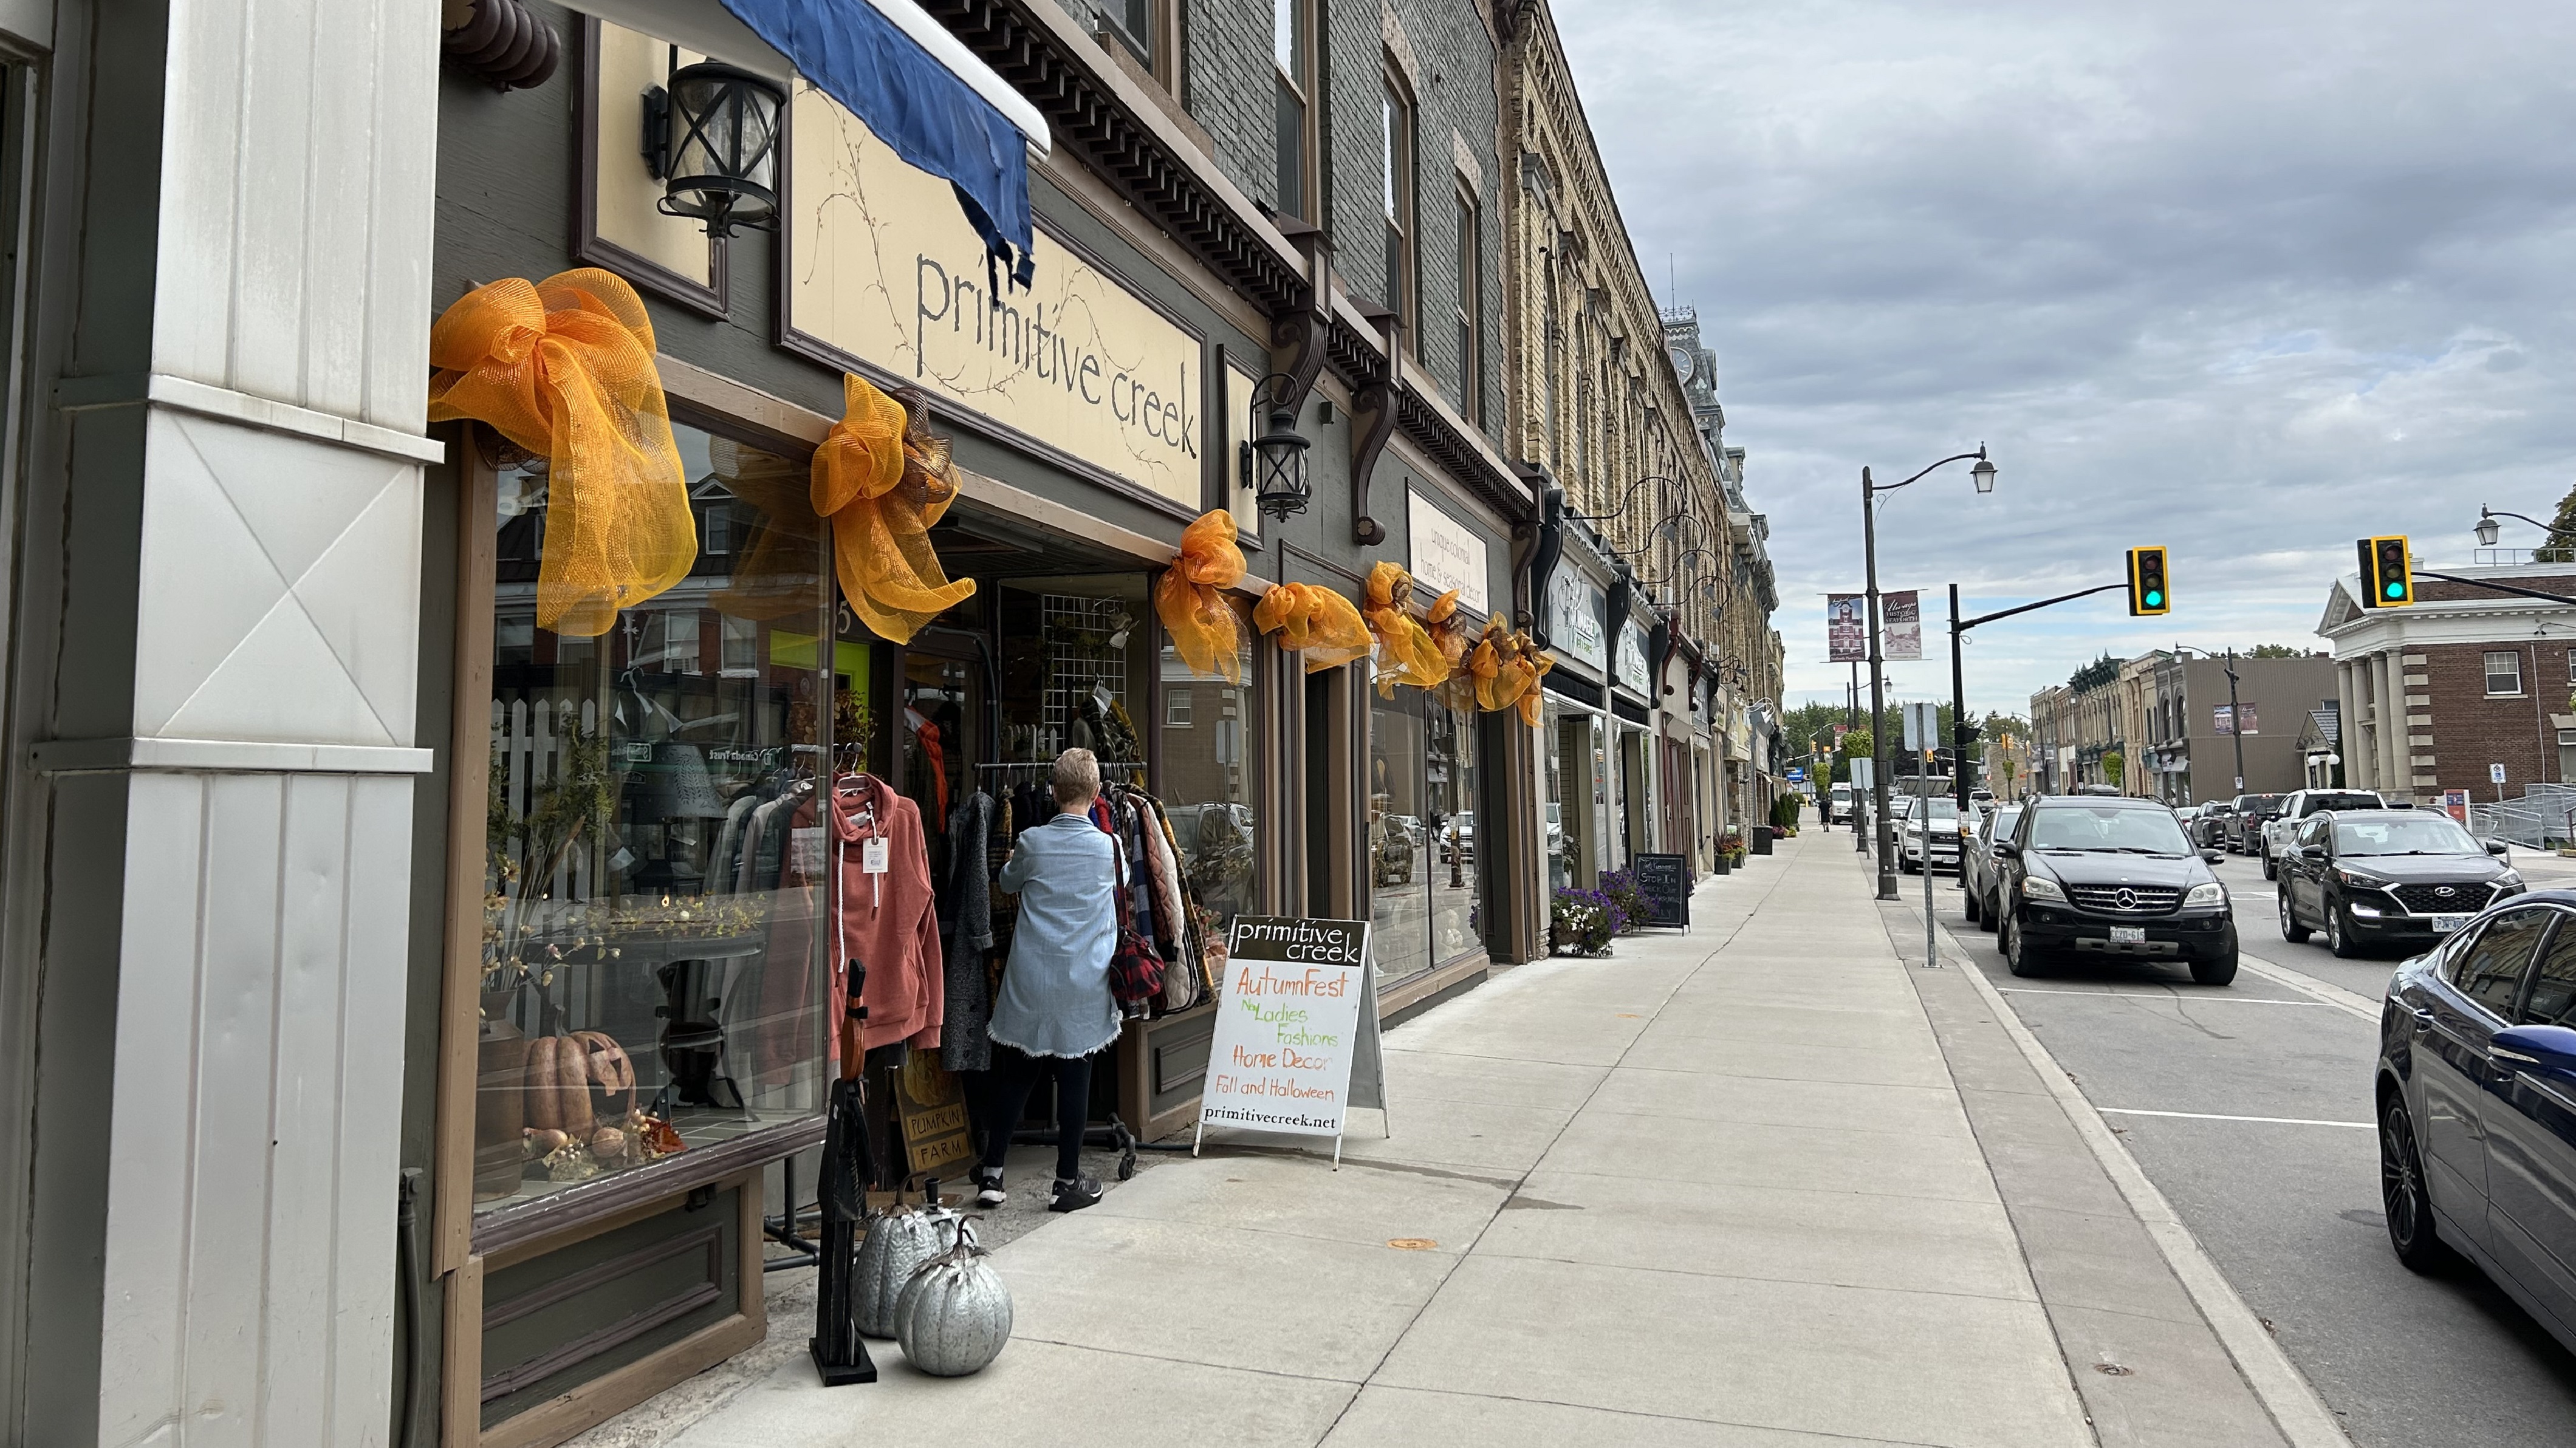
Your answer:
[719,0,1040,285]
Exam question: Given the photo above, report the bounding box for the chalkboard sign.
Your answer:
[1633,853,1690,929]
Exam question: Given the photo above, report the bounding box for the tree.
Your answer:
[2245,644,2310,659]
[2100,750,2125,789]
[2545,478,2576,563]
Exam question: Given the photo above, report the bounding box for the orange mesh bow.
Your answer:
[1363,562,1451,697]
[428,269,695,637]
[1254,582,1372,672]
[1426,591,1479,712]
[1466,620,1554,725]
[1155,510,1249,683]
[812,375,976,644]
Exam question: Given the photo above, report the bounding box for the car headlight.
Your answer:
[2496,869,2525,891]
[2335,869,2387,889]
[2021,876,2065,902]
[2182,882,2225,907]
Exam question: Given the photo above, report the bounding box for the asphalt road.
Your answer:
[1940,845,2576,1447]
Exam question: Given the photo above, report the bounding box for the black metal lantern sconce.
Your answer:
[642,47,787,237]
[1241,374,1313,525]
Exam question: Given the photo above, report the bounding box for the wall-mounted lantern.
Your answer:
[643,49,787,237]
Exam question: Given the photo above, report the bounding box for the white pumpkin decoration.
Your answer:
[854,1198,956,1339]
[894,1217,1012,1377]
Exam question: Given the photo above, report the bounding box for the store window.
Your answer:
[1159,596,1259,929]
[1369,677,1483,985]
[476,423,837,1214]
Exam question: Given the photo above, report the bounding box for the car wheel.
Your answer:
[2190,931,2239,986]
[2278,890,2311,944]
[2260,846,2276,881]
[1979,891,2000,933]
[2380,1095,2449,1272]
[1964,887,1981,924]
[2329,904,2360,959]
[2003,914,2041,977]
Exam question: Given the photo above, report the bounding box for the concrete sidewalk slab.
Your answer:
[626,825,2315,1448]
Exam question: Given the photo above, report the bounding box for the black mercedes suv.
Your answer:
[1996,794,2239,985]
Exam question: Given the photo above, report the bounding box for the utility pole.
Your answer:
[1950,584,1969,824]
[1862,468,1896,900]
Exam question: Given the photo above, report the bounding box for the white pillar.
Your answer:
[2336,661,2362,789]
[2376,651,2406,801]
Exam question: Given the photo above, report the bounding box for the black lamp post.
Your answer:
[644,49,787,237]
[1860,446,1995,900]
[1243,374,1312,583]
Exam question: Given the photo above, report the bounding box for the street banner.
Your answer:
[1197,916,1387,1165]
[1827,593,1868,661]
[2239,703,2258,736]
[1883,591,1922,660]
[2442,788,2470,823]
[2214,705,2233,736]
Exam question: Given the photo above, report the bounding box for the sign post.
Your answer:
[2494,762,2509,804]
[1196,917,1387,1167]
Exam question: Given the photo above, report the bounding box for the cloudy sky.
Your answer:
[1553,0,2576,719]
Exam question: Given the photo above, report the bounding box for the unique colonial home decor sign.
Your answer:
[1407,490,1488,615]
[1196,916,1387,1165]
[784,87,1205,515]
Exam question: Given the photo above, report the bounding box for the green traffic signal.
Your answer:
[2126,545,2170,616]
[2358,536,2413,608]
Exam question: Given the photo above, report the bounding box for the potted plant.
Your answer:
[1549,887,1626,955]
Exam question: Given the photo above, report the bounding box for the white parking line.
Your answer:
[1997,988,2329,1005]
[2098,1107,2374,1129]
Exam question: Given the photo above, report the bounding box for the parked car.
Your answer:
[1993,794,2238,984]
[2258,788,2386,879]
[1900,796,1968,874]
[2074,784,2125,797]
[2376,892,2576,1359]
[2276,808,2521,957]
[1963,802,2026,932]
[2226,793,2288,853]
[2193,800,2237,849]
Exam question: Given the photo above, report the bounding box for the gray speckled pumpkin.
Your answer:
[854,1202,954,1338]
[894,1218,1012,1376]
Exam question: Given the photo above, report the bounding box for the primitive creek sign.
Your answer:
[1196,916,1387,1161]
[1632,853,1691,929]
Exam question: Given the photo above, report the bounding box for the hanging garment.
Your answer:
[939,790,998,1074]
[710,791,761,894]
[756,774,945,1080]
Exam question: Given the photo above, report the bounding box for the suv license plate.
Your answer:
[2109,926,2146,944]
[2431,915,2470,934]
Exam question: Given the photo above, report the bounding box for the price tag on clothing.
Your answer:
[862,839,890,874]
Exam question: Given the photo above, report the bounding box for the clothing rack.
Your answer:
[974,760,1146,776]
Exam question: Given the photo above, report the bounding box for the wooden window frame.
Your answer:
[1381,63,1417,343]
[1273,0,1318,220]
[1452,181,1479,424]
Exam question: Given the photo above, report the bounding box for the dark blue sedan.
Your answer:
[2379,889,2576,1351]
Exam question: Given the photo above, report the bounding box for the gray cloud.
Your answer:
[1553,0,2576,710]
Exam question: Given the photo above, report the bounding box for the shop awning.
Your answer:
[570,0,1049,282]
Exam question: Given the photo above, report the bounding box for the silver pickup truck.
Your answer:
[2258,788,2386,879]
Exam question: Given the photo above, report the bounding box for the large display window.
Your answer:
[1369,677,1483,985]
[1158,596,1259,928]
[473,422,838,1214]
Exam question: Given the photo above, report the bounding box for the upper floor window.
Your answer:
[2487,649,2524,697]
[1382,67,1417,338]
[1101,0,1177,92]
[1273,0,1314,218]
[1453,185,1480,423]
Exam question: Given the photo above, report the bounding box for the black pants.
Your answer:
[976,1043,1092,1182]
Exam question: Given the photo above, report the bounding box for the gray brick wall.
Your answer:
[1174,1,1503,443]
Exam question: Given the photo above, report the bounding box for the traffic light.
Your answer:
[2357,536,2413,608]
[2126,545,2170,616]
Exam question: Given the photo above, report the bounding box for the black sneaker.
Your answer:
[971,1167,1006,1209]
[1048,1175,1103,1213]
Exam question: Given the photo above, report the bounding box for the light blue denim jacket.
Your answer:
[985,812,1120,1058]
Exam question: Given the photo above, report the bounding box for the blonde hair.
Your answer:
[1052,747,1102,807]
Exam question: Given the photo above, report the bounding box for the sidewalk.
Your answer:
[626,825,2122,1447]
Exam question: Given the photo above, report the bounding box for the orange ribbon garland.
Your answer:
[1155,510,1250,683]
[427,268,695,637]
[1362,562,1451,697]
[812,374,976,645]
[1465,618,1555,725]
[1255,581,1373,672]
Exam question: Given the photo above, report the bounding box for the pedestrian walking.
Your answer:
[971,747,1117,1214]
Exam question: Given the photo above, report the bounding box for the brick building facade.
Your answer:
[2319,562,2576,804]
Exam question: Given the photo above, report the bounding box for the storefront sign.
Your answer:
[1408,492,1489,614]
[786,90,1204,512]
[1828,593,1866,662]
[1548,570,1609,671]
[1617,622,1652,697]
[1883,590,1922,660]
[1632,853,1690,928]
[1198,917,1381,1146]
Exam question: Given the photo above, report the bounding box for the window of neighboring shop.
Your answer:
[1381,65,1417,336]
[1158,599,1259,929]
[1453,183,1481,423]
[1273,0,1316,219]
[1369,677,1481,985]
[2487,650,2524,697]
[1100,0,1179,92]
[474,422,836,1217]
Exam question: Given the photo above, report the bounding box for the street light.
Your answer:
[2476,507,2557,552]
[1861,445,1995,901]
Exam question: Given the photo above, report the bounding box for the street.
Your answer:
[1931,839,2576,1445]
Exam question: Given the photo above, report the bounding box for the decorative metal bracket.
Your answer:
[1265,218,1334,422]
[1347,302,1402,547]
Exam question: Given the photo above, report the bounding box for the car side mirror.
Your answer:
[2300,844,2325,860]
[2485,839,2510,858]
[1993,841,2020,860]
[2493,1024,2576,1073]
[2202,850,2224,864]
